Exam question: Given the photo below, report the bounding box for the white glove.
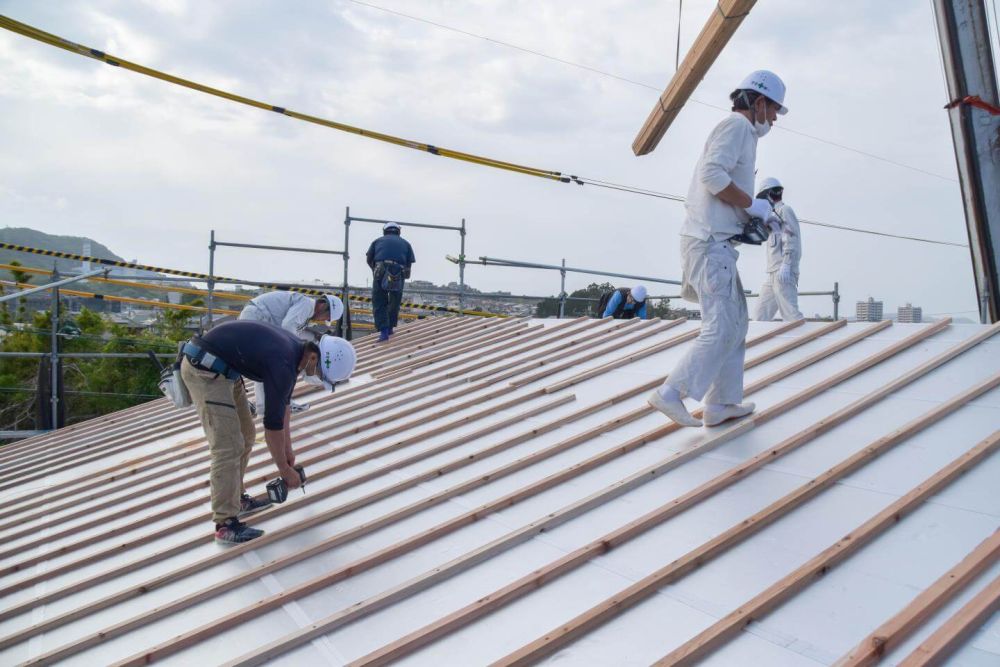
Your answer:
[745,197,773,220]
[778,262,794,285]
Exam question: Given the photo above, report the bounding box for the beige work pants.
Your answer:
[181,358,256,524]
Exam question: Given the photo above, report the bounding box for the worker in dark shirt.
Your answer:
[180,320,345,544]
[366,221,416,341]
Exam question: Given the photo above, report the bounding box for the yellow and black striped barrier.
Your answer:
[0,279,242,316]
[0,242,504,317]
[0,263,418,320]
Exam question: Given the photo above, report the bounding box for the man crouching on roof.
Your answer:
[180,320,350,545]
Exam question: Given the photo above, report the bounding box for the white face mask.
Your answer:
[752,99,772,137]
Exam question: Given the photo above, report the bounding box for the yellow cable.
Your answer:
[0,15,573,184]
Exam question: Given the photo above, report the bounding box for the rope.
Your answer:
[0,14,579,187]
[945,95,1000,116]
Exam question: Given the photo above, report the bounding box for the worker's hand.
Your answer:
[279,464,302,489]
[745,198,773,220]
[778,263,794,285]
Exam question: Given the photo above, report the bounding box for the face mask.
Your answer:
[753,99,772,138]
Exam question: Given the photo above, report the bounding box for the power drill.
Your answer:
[266,465,306,504]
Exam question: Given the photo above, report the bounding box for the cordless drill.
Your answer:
[266,465,306,504]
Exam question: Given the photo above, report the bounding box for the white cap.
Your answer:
[323,294,344,324]
[318,335,356,385]
[757,176,783,195]
[383,222,401,232]
[738,70,788,114]
[630,284,648,302]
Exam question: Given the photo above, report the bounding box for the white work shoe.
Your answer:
[703,402,755,427]
[290,400,310,414]
[647,390,702,428]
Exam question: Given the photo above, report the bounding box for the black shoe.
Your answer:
[215,517,264,545]
[237,493,272,518]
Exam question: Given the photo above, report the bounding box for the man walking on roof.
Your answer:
[753,177,804,322]
[366,222,415,342]
[598,284,649,319]
[648,70,788,428]
[238,290,343,414]
[180,320,355,544]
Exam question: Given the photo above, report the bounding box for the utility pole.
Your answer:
[932,0,1000,323]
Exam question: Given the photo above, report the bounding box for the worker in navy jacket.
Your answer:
[599,284,649,319]
[366,222,415,341]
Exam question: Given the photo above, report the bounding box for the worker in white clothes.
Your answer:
[648,70,788,428]
[753,177,804,322]
[238,291,344,413]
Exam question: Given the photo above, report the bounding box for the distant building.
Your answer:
[897,303,923,323]
[856,297,884,322]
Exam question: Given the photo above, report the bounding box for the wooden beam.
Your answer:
[214,322,908,665]
[655,427,1000,667]
[0,322,656,620]
[632,0,759,155]
[0,321,608,579]
[835,530,1000,666]
[0,318,591,529]
[898,571,1000,666]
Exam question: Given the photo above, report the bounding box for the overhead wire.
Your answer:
[347,0,959,184]
[0,12,969,248]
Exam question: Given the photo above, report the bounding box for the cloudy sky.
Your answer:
[2,0,998,319]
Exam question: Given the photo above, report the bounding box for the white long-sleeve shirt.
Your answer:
[765,201,803,274]
[680,113,759,242]
[242,291,316,335]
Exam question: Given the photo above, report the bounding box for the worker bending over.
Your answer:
[238,290,343,413]
[181,320,354,544]
[366,221,415,342]
[753,177,804,322]
[649,70,788,428]
[599,284,649,319]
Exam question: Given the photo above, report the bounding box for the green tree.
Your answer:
[535,282,616,318]
[7,261,32,323]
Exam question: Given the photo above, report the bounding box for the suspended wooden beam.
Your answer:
[632,0,760,155]
[656,426,1000,667]
[835,529,1000,667]
[898,570,1000,666]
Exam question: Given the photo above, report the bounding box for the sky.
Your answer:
[1,0,998,320]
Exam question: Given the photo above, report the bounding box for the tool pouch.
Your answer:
[158,342,193,409]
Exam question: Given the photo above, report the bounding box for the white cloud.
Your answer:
[0,0,985,318]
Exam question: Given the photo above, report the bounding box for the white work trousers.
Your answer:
[667,237,748,405]
[755,271,804,322]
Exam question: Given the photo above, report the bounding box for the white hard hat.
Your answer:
[757,176,783,195]
[318,335,356,384]
[738,70,788,114]
[383,222,401,232]
[323,294,344,324]
[630,284,648,302]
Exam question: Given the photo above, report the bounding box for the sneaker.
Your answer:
[237,493,272,518]
[703,402,756,426]
[647,390,702,428]
[215,517,264,545]
[378,328,391,342]
[290,400,310,414]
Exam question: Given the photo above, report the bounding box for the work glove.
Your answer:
[745,197,773,220]
[778,262,794,285]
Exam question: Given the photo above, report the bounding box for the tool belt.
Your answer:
[182,340,241,381]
